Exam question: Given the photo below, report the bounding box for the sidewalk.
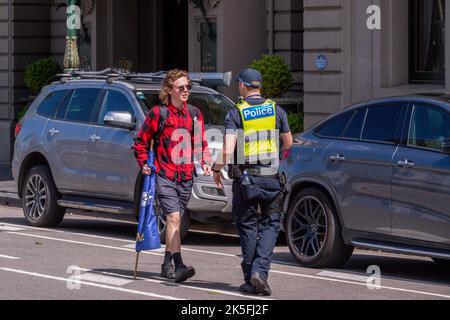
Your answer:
[0,164,20,207]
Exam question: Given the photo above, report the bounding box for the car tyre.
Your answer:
[286,188,353,268]
[22,166,65,227]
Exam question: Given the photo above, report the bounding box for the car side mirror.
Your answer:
[442,139,450,154]
[104,111,135,130]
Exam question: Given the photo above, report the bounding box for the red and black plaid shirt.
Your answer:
[133,103,211,182]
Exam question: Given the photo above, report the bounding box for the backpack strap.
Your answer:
[187,104,200,133]
[153,105,168,151]
[187,104,202,177]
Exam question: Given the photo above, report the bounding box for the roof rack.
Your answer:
[57,69,232,87]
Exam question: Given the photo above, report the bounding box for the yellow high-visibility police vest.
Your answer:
[236,99,278,160]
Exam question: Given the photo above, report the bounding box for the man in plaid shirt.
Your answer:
[133,69,212,283]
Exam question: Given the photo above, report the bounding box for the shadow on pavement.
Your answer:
[271,250,450,289]
[91,268,243,295]
[341,253,450,288]
[183,231,240,247]
[0,164,13,182]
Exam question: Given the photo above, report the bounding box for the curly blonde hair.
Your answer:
[159,69,190,105]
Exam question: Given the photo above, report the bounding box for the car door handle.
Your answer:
[329,154,346,162]
[48,128,59,136]
[89,134,101,142]
[397,159,415,168]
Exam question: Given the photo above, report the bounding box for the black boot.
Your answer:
[250,272,272,296]
[174,265,196,283]
[161,263,175,279]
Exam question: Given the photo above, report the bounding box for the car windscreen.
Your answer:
[135,90,234,126]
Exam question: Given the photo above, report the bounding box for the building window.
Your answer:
[410,0,445,84]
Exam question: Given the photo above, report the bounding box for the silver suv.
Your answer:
[12,71,235,240]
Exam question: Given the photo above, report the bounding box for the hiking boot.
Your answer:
[250,273,272,296]
[161,263,175,279]
[238,283,257,294]
[174,265,196,283]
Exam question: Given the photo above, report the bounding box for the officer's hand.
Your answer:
[213,171,224,189]
[142,164,152,176]
[202,165,212,176]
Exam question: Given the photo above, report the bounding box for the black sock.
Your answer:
[163,252,172,265]
[172,252,184,269]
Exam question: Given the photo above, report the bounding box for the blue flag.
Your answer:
[135,150,161,252]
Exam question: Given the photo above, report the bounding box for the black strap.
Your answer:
[153,105,169,151]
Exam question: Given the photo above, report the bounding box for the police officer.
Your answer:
[212,68,293,296]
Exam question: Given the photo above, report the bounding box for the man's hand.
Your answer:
[142,164,152,175]
[202,164,212,176]
[213,171,224,189]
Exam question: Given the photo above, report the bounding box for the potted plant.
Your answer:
[250,54,303,133]
[18,58,61,121]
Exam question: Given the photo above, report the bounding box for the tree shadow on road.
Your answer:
[90,268,244,297]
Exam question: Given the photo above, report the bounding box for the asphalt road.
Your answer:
[0,203,450,301]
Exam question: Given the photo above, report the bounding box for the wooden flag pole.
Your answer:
[134,252,140,280]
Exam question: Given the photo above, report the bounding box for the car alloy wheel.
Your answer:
[288,196,328,259]
[24,174,47,221]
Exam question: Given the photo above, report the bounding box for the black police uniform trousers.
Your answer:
[232,175,282,283]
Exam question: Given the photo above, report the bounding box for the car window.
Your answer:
[55,90,74,120]
[98,90,135,124]
[189,93,232,126]
[36,90,69,118]
[342,108,366,139]
[62,89,101,123]
[314,110,354,138]
[136,90,233,126]
[361,104,403,143]
[408,104,450,152]
[135,91,160,114]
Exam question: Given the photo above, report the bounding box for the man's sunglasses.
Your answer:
[175,85,192,92]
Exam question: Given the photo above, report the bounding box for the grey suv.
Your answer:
[281,95,450,268]
[12,71,235,240]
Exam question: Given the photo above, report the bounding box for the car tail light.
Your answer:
[15,123,22,138]
[281,149,291,160]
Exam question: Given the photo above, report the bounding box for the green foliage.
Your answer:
[287,112,304,134]
[24,58,61,94]
[17,107,27,122]
[250,55,293,98]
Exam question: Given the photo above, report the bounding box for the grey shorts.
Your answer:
[155,174,193,216]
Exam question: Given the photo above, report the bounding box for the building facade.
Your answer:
[0,0,302,163]
[303,0,449,129]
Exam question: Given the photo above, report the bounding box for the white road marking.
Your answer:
[270,269,450,299]
[0,267,182,300]
[0,225,24,232]
[122,243,166,253]
[78,271,134,286]
[1,222,240,258]
[6,232,163,257]
[0,254,20,260]
[0,222,134,243]
[76,268,272,301]
[2,232,268,300]
[189,229,239,238]
[181,247,238,258]
[317,270,369,283]
[3,222,450,299]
